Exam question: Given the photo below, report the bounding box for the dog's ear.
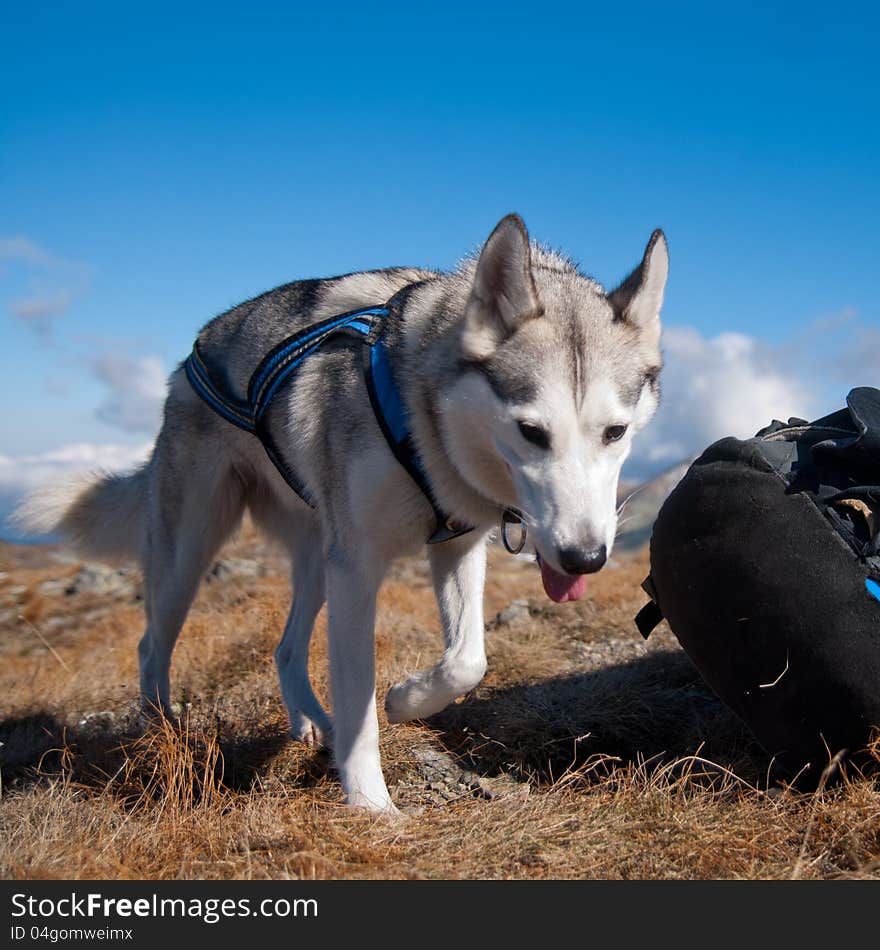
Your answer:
[462,214,543,360]
[608,230,668,347]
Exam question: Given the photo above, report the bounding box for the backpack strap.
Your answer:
[635,574,664,639]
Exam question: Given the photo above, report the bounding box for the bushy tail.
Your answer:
[13,463,151,563]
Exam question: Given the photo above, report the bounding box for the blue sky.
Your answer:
[1,3,878,524]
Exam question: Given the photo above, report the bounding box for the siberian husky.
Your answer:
[19,214,668,812]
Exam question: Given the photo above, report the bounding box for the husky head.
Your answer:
[446,214,668,602]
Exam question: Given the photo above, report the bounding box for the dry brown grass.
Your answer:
[1,526,878,880]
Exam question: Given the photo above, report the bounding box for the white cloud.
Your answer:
[91,354,168,434]
[0,236,56,268]
[1,235,89,336]
[0,442,153,538]
[10,290,75,335]
[830,326,880,383]
[0,442,153,494]
[627,325,814,480]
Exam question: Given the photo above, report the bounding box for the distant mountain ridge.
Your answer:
[615,459,693,553]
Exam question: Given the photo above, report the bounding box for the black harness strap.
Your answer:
[184,305,472,543]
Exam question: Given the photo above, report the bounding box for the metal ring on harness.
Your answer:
[501,509,527,555]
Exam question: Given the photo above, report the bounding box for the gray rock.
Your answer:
[38,578,69,596]
[412,745,459,780]
[474,773,530,801]
[64,564,135,597]
[496,598,531,626]
[76,710,118,735]
[206,558,261,582]
[408,743,527,804]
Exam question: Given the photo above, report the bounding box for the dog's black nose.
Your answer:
[557,544,607,575]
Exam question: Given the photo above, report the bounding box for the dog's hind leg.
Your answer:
[274,522,332,748]
[138,438,246,717]
[384,532,489,723]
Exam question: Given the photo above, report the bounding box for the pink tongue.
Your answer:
[539,558,588,604]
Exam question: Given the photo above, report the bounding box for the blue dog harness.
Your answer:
[183,305,472,544]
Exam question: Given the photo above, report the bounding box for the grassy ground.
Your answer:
[1,525,878,880]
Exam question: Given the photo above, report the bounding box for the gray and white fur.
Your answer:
[16,214,668,812]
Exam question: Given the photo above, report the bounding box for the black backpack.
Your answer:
[636,387,880,783]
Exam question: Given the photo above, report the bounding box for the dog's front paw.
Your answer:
[345,787,401,816]
[385,661,486,723]
[384,673,449,723]
[138,697,180,728]
[290,711,332,749]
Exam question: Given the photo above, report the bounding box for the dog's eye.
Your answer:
[517,420,551,449]
[603,424,628,444]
